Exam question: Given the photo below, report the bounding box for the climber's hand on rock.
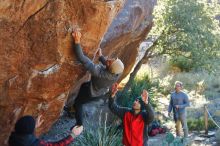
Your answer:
[72,30,81,44]
[97,48,102,57]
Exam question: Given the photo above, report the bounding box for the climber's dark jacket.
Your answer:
[74,43,121,97]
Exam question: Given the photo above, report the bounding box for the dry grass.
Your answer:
[132,57,220,121]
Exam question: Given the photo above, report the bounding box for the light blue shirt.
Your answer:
[168,91,190,115]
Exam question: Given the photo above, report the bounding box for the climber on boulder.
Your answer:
[65,30,124,126]
[8,115,83,146]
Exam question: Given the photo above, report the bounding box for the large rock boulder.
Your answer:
[0,0,154,145]
[101,0,154,80]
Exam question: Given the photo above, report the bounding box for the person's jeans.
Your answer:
[175,113,188,137]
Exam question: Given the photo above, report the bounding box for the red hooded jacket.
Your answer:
[109,97,154,146]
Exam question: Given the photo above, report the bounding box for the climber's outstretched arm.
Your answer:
[72,31,103,77]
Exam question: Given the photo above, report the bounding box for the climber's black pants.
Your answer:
[73,82,103,126]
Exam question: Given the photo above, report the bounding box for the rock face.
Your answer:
[0,0,154,145]
[101,0,154,80]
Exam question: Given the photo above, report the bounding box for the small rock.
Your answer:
[194,136,206,141]
[216,129,220,142]
[212,142,216,145]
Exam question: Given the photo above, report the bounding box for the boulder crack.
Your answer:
[16,0,52,34]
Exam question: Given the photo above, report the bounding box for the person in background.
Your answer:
[168,81,190,138]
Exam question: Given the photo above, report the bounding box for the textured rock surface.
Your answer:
[101,0,154,80]
[0,0,154,145]
[0,0,125,145]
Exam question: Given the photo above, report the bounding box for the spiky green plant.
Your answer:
[73,113,122,146]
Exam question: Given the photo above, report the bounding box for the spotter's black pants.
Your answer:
[73,82,104,125]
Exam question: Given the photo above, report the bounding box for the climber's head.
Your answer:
[106,58,124,74]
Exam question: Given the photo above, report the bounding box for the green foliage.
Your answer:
[162,132,187,146]
[74,115,122,146]
[118,74,159,108]
[165,132,175,143]
[187,118,217,131]
[158,70,220,99]
[169,56,193,72]
[150,0,220,71]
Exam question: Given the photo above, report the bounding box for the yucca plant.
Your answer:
[73,113,123,146]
